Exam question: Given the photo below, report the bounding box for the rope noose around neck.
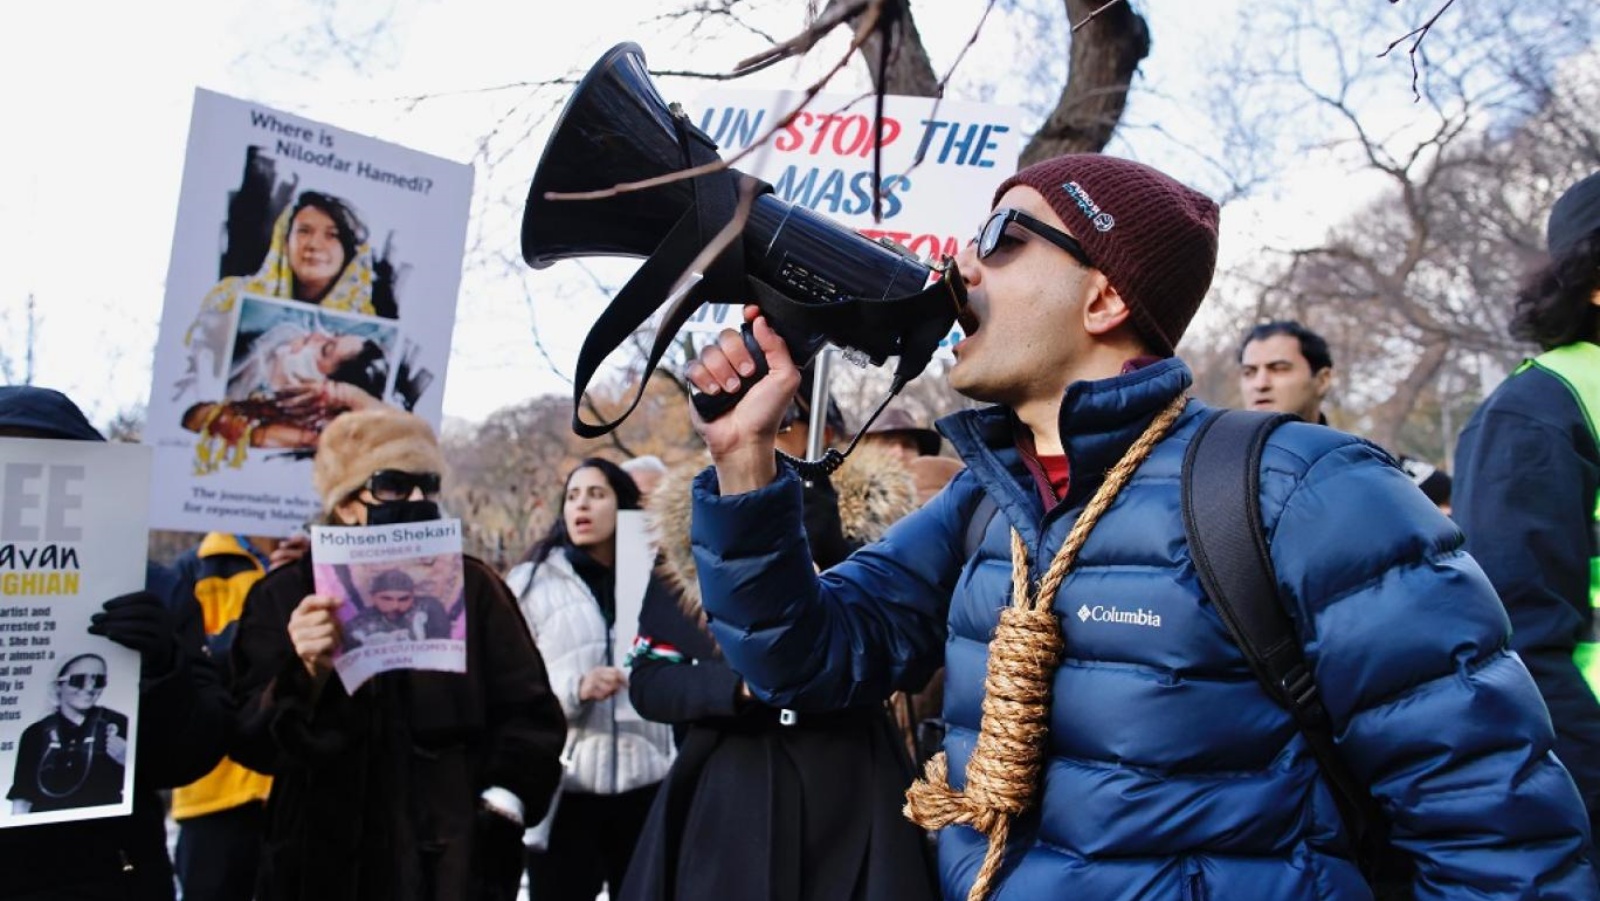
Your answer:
[903,394,1189,901]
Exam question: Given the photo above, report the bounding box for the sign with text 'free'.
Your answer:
[0,439,148,830]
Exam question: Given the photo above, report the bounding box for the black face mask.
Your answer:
[364,499,442,525]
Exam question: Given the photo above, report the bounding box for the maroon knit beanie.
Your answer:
[994,154,1220,356]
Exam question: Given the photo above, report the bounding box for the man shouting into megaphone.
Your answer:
[679,153,1595,901]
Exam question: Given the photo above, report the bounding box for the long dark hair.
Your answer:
[1512,232,1600,351]
[519,457,641,566]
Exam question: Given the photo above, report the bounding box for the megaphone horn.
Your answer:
[521,42,965,451]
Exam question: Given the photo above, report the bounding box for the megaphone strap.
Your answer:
[568,124,749,438]
[569,210,714,438]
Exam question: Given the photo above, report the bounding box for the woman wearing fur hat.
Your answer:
[506,458,676,901]
[228,408,568,901]
[616,441,940,901]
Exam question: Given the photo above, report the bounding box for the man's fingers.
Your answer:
[716,327,760,379]
[696,330,745,391]
[683,359,713,395]
[293,595,341,619]
[293,624,338,645]
[749,314,792,370]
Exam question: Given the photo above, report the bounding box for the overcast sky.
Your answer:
[0,0,1438,427]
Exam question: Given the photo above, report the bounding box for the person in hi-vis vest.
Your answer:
[1456,170,1600,830]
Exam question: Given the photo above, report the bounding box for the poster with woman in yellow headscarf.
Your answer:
[146,89,472,535]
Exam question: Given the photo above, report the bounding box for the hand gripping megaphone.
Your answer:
[520,42,965,456]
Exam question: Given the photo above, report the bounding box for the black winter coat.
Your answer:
[230,555,567,901]
[1455,360,1600,821]
[617,469,939,901]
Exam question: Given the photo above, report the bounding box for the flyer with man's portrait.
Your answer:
[145,88,474,535]
[0,438,148,829]
[310,518,467,694]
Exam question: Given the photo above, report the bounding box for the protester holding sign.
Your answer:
[0,386,232,901]
[507,459,675,901]
[229,408,566,901]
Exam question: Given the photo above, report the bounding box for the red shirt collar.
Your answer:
[1013,356,1161,507]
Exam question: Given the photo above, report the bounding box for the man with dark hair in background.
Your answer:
[682,153,1594,899]
[1238,319,1334,424]
[1455,170,1600,830]
[1241,320,1454,514]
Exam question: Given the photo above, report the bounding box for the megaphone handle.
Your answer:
[691,324,770,421]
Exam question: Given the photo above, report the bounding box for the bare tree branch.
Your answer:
[1378,0,1459,101]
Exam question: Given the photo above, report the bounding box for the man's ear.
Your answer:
[1082,276,1132,338]
[1313,365,1334,400]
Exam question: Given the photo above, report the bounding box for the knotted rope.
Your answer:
[904,394,1189,901]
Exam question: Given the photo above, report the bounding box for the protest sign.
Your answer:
[0,439,148,829]
[146,88,474,535]
[310,518,467,694]
[610,510,656,723]
[678,88,1020,359]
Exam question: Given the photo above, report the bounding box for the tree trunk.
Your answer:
[1365,339,1449,451]
[825,0,1149,159]
[1025,0,1151,163]
[824,0,941,97]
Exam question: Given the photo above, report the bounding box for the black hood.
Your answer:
[0,386,105,441]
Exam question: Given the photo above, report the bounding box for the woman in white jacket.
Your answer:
[506,457,674,901]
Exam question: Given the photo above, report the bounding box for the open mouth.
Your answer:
[573,517,592,529]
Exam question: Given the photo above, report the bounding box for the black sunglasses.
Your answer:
[365,469,442,502]
[58,673,107,691]
[975,208,1094,269]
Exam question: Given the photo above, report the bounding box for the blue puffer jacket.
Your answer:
[692,359,1597,900]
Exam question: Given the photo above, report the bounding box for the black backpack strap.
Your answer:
[1181,408,1392,874]
[963,491,999,560]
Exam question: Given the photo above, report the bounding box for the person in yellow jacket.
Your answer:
[171,532,305,901]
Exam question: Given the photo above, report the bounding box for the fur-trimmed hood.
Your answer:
[650,443,919,619]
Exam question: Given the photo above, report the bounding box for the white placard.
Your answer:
[611,510,657,723]
[0,439,148,829]
[145,88,474,535]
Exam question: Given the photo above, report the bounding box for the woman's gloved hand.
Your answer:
[88,591,178,676]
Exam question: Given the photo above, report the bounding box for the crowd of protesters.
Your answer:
[1,160,1599,901]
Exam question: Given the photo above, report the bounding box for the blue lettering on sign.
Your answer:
[771,165,908,218]
[915,120,1010,167]
[698,107,766,150]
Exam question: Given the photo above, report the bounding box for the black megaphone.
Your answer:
[521,42,965,442]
